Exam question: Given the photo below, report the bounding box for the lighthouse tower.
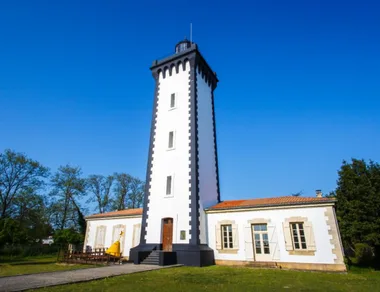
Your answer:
[130,39,220,266]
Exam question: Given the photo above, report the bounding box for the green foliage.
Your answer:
[50,165,86,230]
[53,228,84,245]
[0,218,27,246]
[352,243,375,266]
[0,149,144,254]
[335,158,380,267]
[0,149,49,219]
[0,244,59,258]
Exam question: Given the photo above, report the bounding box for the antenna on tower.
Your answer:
[190,23,193,44]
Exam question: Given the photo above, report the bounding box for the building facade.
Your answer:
[84,40,346,271]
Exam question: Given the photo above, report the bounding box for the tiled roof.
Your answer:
[208,196,335,211]
[86,208,143,219]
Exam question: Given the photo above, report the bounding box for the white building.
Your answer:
[84,40,346,271]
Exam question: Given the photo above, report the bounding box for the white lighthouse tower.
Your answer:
[130,39,220,266]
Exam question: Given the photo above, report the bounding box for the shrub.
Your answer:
[53,228,84,245]
[352,243,375,266]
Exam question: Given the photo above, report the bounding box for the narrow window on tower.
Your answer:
[166,176,172,195]
[168,131,175,149]
[170,93,176,109]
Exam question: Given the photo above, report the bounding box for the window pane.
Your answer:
[170,93,175,108]
[253,225,260,231]
[301,242,307,249]
[222,225,233,249]
[295,242,300,249]
[262,234,268,241]
[256,247,262,254]
[264,247,270,254]
[166,176,172,195]
[168,132,174,148]
[255,240,261,252]
[261,224,267,231]
[254,234,260,240]
[291,223,297,230]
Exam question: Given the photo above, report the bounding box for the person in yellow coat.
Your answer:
[106,231,123,257]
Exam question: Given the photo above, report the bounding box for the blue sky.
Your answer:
[1,0,379,202]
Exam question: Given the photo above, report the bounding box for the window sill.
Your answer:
[288,250,315,256]
[166,147,176,152]
[164,195,174,199]
[217,249,239,254]
[169,107,177,111]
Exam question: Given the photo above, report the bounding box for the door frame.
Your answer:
[251,223,272,262]
[161,217,173,252]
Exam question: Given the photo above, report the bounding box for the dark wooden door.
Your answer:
[162,218,173,251]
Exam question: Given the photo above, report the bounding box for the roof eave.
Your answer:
[205,200,336,213]
[85,214,142,220]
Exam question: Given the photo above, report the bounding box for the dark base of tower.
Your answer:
[129,244,215,267]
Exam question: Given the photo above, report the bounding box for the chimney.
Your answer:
[315,190,323,198]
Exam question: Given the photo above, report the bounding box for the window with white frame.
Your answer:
[216,221,239,253]
[290,222,307,250]
[221,224,233,249]
[170,93,176,109]
[166,175,173,195]
[168,131,175,149]
[283,218,316,254]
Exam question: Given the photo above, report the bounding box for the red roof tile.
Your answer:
[86,208,143,219]
[209,196,335,210]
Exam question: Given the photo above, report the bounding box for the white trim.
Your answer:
[205,203,335,214]
[86,215,142,221]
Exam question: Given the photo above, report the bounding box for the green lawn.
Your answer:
[34,265,380,292]
[0,255,96,277]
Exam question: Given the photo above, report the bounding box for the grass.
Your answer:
[0,255,97,277]
[34,265,380,292]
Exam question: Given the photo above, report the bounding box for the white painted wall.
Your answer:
[145,61,192,244]
[207,206,337,264]
[196,70,219,244]
[86,216,142,258]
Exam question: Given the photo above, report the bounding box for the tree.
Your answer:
[0,218,27,247]
[112,173,133,210]
[87,175,114,213]
[111,173,144,210]
[0,149,49,219]
[335,159,380,266]
[53,228,84,245]
[12,188,53,242]
[128,178,145,209]
[50,165,86,230]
